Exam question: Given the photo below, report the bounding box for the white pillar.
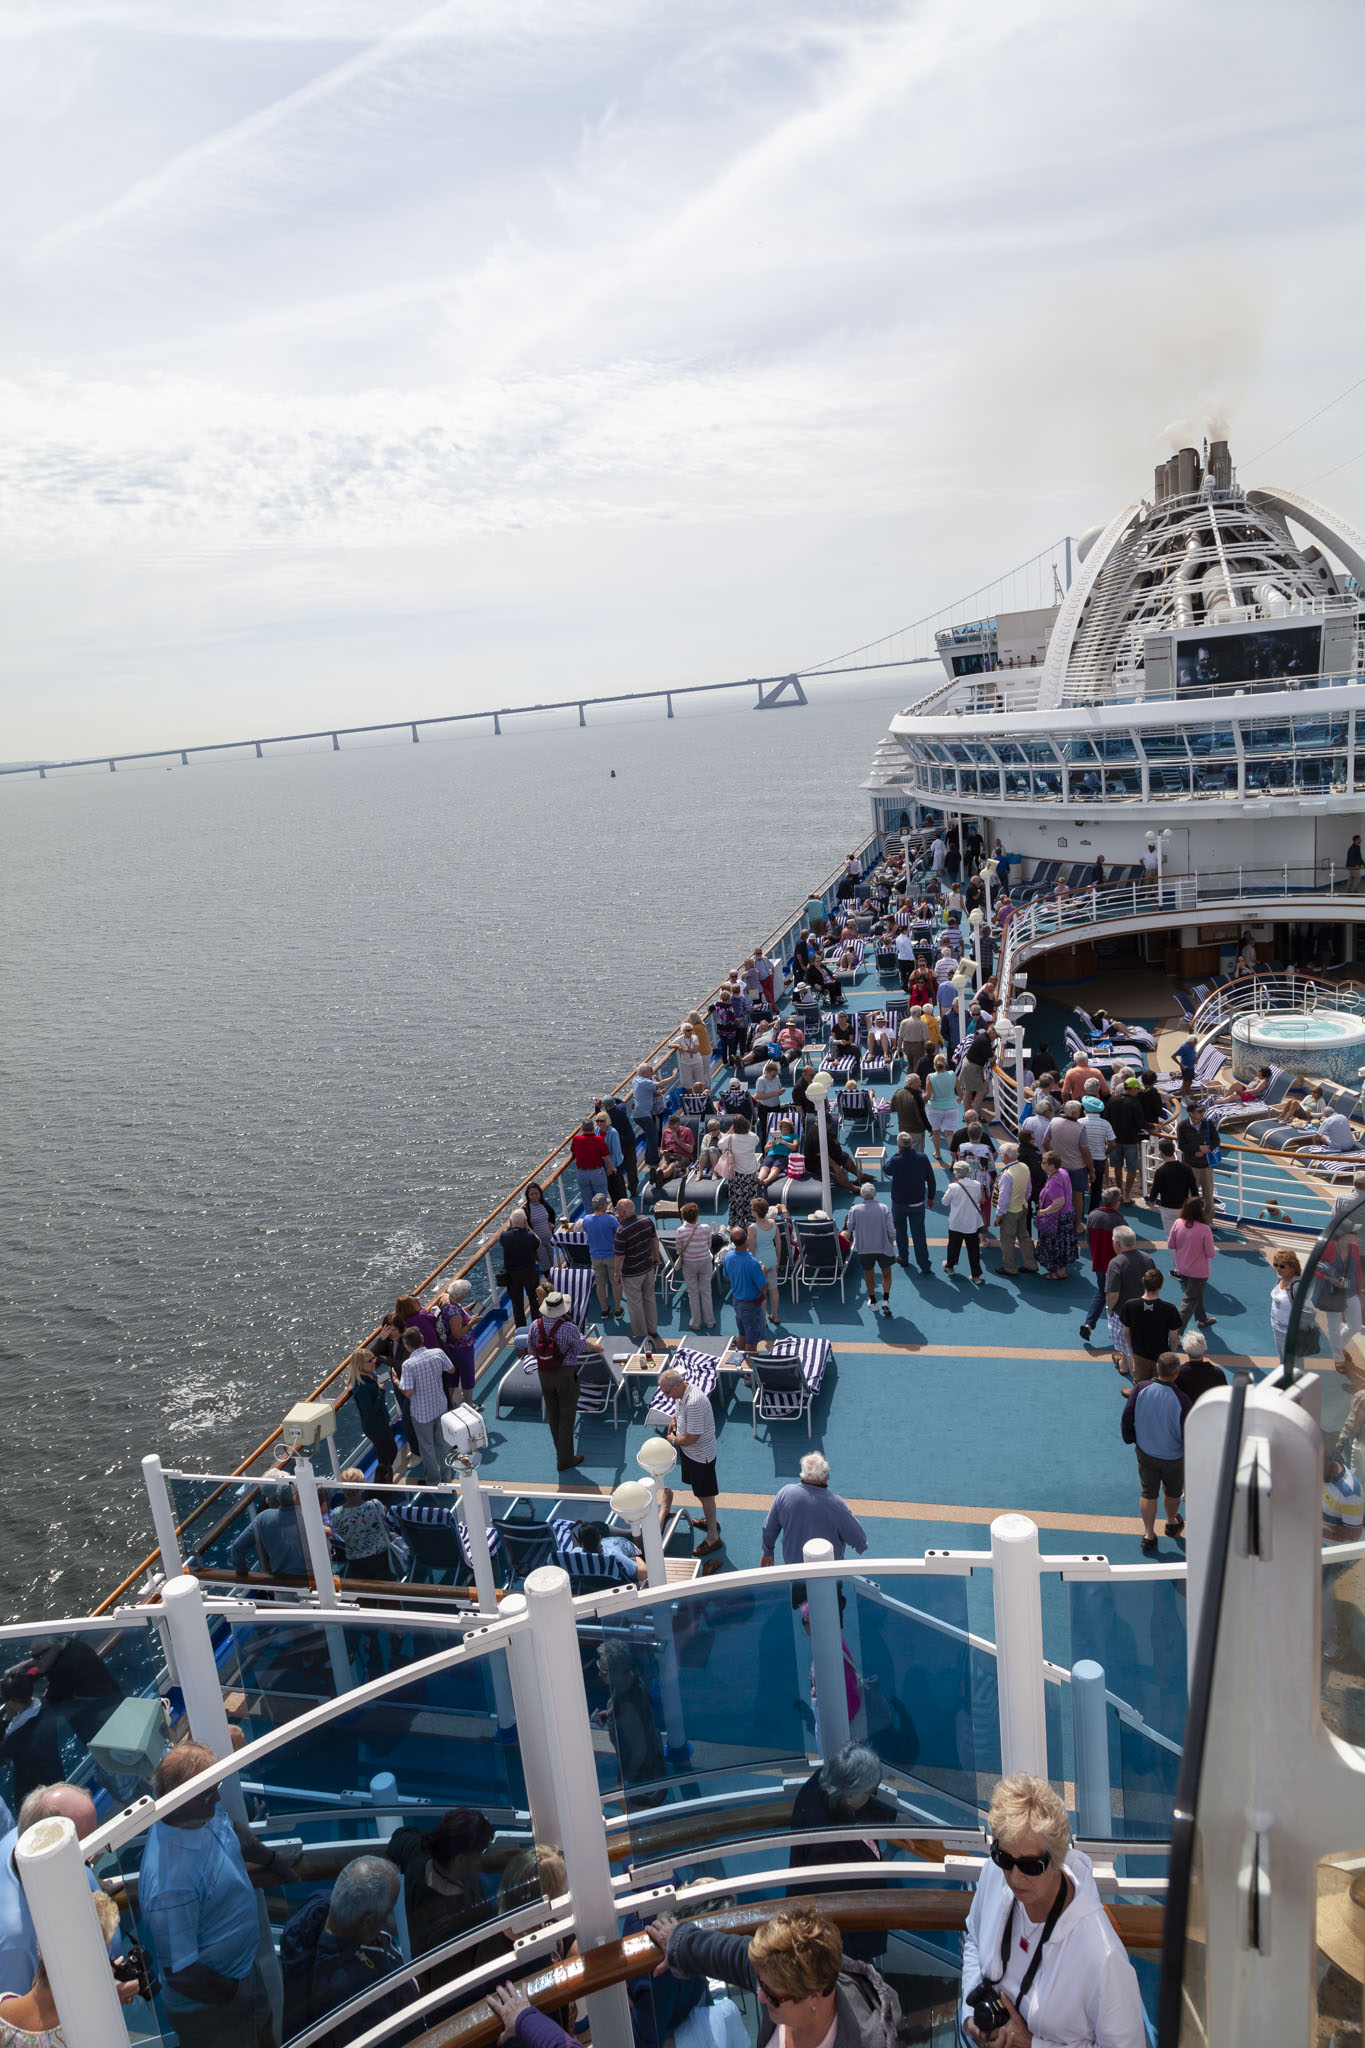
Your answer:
[990,1514,1048,1779]
[369,1773,411,1959]
[458,1467,516,1733]
[15,1816,127,2048]
[500,1593,562,1851]
[803,1539,850,1758]
[523,1566,633,2048]
[142,1454,183,1577]
[814,1094,833,1216]
[159,1574,247,1825]
[292,1456,354,1698]
[1071,1660,1112,1839]
[141,1454,183,1687]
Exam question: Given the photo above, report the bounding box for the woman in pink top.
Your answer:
[1167,1195,1217,1329]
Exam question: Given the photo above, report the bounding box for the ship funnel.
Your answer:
[1208,438,1232,491]
[1176,446,1202,498]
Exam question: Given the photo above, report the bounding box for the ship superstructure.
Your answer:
[867,442,1365,874]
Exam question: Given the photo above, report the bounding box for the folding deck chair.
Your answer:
[790,1216,848,1301]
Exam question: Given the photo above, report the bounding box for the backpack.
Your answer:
[530,1319,564,1370]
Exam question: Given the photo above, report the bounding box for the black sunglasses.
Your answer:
[990,1841,1052,1877]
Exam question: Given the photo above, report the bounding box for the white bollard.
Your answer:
[159,1574,247,1825]
[1071,1660,1112,1839]
[803,1539,851,1758]
[16,1817,126,2048]
[990,1514,1048,1779]
[523,1566,633,2048]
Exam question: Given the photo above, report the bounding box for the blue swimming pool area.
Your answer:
[1230,1007,1365,1084]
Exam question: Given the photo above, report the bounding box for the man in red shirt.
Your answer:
[569,1118,612,1206]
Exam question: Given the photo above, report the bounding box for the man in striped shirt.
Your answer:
[397,1329,449,1484]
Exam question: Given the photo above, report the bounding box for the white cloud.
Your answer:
[1,0,1364,755]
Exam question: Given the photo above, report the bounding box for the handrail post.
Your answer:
[142,1453,184,1687]
[499,1594,561,1848]
[523,1567,633,2048]
[803,1539,851,1758]
[369,1772,412,1959]
[458,1467,516,1735]
[292,1455,354,1697]
[1071,1660,1112,1838]
[160,1574,248,1824]
[990,1514,1048,1777]
[16,1816,127,2048]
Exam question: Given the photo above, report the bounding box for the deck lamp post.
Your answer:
[969,906,986,983]
[979,863,993,925]
[805,1070,835,1216]
[625,1442,691,1758]
[951,960,976,1048]
[1156,827,1173,903]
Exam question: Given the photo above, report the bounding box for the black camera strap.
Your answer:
[992,1875,1070,2009]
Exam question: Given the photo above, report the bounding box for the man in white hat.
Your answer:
[525,1292,609,1472]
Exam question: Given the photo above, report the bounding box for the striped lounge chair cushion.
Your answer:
[644,1346,720,1422]
[767,1335,832,1392]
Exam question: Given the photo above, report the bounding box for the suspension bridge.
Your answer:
[3,538,1074,781]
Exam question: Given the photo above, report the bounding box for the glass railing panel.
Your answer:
[583,1581,811,1847]
[219,1618,528,1843]
[851,1572,986,1822]
[1322,1551,1365,1744]
[0,1622,170,1814]
[1066,1575,1187,1842]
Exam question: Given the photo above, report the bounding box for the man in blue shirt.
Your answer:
[721,1228,769,1352]
[760,1453,867,1569]
[229,1467,306,1580]
[582,1193,622,1319]
[886,1134,936,1274]
[139,1742,297,2045]
[1121,1351,1192,1555]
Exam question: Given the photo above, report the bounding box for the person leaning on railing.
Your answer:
[646,1904,902,2048]
[961,1773,1144,2048]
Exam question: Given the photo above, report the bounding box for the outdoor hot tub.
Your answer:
[1229,1009,1365,1086]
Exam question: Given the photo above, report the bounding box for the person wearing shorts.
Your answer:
[1120,1352,1192,1555]
[722,1230,769,1352]
[846,1182,897,1315]
[924,1055,959,1164]
[659,1367,722,1557]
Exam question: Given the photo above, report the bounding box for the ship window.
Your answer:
[1020,737,1060,764]
[960,770,980,795]
[993,741,1026,764]
[1137,728,1189,760]
[1240,721,1297,755]
[1152,761,1193,794]
[952,653,985,676]
[1292,717,1348,750]
[964,743,996,763]
[1192,760,1240,795]
[977,768,1001,796]
[1104,766,1142,796]
[1061,737,1098,762]
[946,741,971,764]
[1068,767,1103,798]
[1032,769,1062,796]
[1185,725,1238,757]
[1095,734,1139,761]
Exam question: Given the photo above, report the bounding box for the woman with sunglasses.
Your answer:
[961,1773,1143,2047]
[646,1905,900,2048]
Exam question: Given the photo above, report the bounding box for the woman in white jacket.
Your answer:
[961,1774,1145,2048]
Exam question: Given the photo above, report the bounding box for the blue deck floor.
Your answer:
[468,972,1323,1572]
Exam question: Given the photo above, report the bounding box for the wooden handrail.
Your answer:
[405,1888,1165,2048]
[92,836,878,1615]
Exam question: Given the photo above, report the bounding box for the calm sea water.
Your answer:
[0,682,909,1617]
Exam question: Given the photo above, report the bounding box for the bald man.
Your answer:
[0,1783,100,1997]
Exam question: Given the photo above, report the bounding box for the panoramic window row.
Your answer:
[897,717,1354,803]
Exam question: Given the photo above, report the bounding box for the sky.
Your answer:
[2,0,1364,759]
